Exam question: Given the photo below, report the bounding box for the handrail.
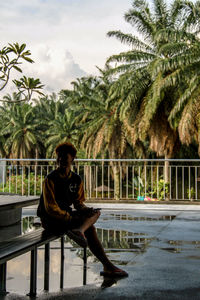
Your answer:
[0,158,200,162]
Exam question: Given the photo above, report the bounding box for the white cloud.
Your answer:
[30,45,87,92]
[0,44,87,96]
[0,0,133,95]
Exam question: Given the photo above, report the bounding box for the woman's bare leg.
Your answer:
[85,225,121,272]
[73,211,100,235]
[71,212,128,275]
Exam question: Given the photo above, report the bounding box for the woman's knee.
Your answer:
[85,225,96,238]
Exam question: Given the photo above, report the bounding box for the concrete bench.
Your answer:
[0,228,87,296]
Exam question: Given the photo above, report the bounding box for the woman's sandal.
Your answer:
[67,230,88,248]
[100,269,128,278]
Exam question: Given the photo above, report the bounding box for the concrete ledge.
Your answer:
[86,203,200,211]
[0,208,21,226]
[85,199,200,205]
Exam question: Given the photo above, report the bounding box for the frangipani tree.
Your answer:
[0,43,44,103]
[13,76,44,102]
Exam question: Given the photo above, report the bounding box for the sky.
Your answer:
[0,0,133,95]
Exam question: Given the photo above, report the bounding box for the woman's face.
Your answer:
[57,152,74,168]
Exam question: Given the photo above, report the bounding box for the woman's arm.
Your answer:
[43,178,72,221]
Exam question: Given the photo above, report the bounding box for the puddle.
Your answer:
[5,214,154,295]
[168,240,200,246]
[161,247,182,253]
[95,228,153,251]
[21,216,153,251]
[161,240,200,254]
[22,216,35,234]
[105,214,176,221]
[7,276,14,280]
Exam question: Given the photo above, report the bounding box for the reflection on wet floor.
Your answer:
[22,216,200,257]
[7,211,200,295]
[22,216,153,249]
[5,214,155,295]
[160,239,200,254]
[21,214,177,235]
[101,277,121,289]
[22,216,35,233]
[96,228,153,252]
[168,240,200,245]
[20,215,156,274]
[161,247,182,253]
[22,216,154,253]
[103,214,177,221]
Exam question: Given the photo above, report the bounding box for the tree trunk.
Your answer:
[164,154,170,200]
[85,165,90,199]
[113,165,120,200]
[164,155,169,183]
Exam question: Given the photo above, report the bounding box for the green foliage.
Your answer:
[1,0,200,161]
[106,0,200,158]
[13,76,44,101]
[0,43,34,95]
[127,174,169,200]
[45,110,78,158]
[0,173,44,195]
[128,175,144,197]
[0,102,42,158]
[152,178,169,200]
[63,73,134,159]
[187,187,196,199]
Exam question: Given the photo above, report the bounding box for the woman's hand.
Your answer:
[80,206,101,217]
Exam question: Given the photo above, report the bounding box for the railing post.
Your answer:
[0,263,7,295]
[60,236,64,289]
[29,247,37,296]
[44,243,50,291]
[83,247,87,285]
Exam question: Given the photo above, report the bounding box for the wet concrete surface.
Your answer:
[1,204,200,299]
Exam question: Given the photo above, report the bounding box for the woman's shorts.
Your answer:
[40,210,90,233]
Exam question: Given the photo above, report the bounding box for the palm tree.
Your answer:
[1,103,41,159]
[0,93,24,157]
[150,2,200,156]
[106,0,200,181]
[33,93,68,125]
[32,94,69,157]
[2,92,22,103]
[140,1,200,165]
[66,74,134,199]
[45,110,78,158]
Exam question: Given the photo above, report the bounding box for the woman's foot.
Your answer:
[100,266,128,277]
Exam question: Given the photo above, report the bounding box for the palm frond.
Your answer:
[107,30,153,51]
[107,50,156,65]
[93,123,106,158]
[125,3,154,38]
[169,75,200,121]
[153,0,169,27]
[178,96,199,145]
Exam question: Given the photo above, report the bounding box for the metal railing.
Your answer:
[0,158,200,201]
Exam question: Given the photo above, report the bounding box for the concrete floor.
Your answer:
[2,204,200,300]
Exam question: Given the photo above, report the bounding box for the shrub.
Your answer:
[0,173,44,195]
